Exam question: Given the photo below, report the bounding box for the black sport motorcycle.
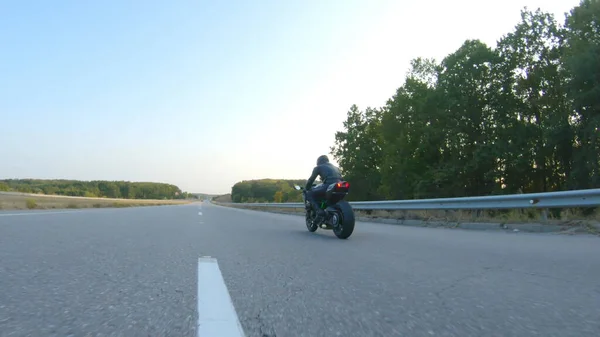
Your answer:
[294,181,355,239]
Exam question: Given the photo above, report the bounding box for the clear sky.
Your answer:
[0,0,580,194]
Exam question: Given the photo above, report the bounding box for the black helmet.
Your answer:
[316,155,329,165]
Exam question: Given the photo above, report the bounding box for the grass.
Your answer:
[0,192,193,211]
[353,208,600,224]
[215,202,600,227]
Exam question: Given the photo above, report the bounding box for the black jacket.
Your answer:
[305,162,342,190]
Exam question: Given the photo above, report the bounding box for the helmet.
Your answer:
[316,155,329,165]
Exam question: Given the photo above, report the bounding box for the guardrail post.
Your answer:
[540,208,548,223]
[471,209,481,220]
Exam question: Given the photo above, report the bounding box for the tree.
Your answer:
[0,179,189,200]
[495,8,570,193]
[562,0,600,189]
[231,179,304,203]
[331,104,384,201]
[273,191,284,203]
[326,2,599,203]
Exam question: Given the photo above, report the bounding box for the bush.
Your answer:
[25,199,37,209]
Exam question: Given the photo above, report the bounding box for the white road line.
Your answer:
[197,257,245,337]
[198,212,203,215]
[0,210,83,217]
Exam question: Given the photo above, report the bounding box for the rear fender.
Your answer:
[326,181,350,204]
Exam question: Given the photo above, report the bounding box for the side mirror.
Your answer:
[293,185,301,190]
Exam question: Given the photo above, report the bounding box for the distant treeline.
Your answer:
[230,179,306,203]
[213,194,232,203]
[0,179,197,200]
[330,2,600,202]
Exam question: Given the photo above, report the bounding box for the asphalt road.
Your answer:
[1,201,599,337]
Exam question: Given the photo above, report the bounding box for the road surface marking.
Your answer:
[197,257,245,337]
[0,211,83,217]
[198,212,203,215]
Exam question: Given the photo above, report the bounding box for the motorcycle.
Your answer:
[293,181,355,239]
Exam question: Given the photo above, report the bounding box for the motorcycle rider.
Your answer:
[304,155,343,218]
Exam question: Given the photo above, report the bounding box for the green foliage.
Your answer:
[331,1,600,201]
[231,179,305,203]
[25,199,37,209]
[0,182,9,191]
[273,191,284,203]
[0,179,196,200]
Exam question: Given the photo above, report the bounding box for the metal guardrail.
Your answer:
[217,188,600,210]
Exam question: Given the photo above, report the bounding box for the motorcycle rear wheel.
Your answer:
[332,200,355,239]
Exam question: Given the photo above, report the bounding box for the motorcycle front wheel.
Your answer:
[305,209,318,232]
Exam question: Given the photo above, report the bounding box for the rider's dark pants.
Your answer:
[306,184,328,213]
